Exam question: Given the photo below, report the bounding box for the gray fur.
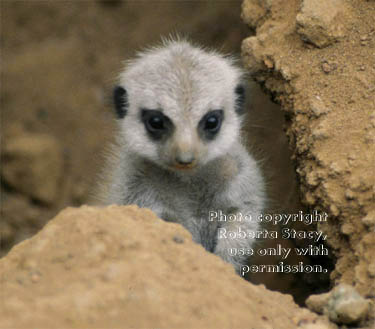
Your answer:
[99,40,266,272]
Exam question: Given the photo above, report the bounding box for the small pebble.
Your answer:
[173,236,184,244]
[322,62,331,73]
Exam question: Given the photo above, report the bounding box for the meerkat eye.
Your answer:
[148,115,165,130]
[198,110,224,140]
[204,115,220,131]
[141,109,173,140]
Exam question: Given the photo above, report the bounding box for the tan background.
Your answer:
[1,0,318,304]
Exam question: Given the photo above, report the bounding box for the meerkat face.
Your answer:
[113,41,246,172]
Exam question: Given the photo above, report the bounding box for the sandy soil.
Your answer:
[241,0,375,326]
[0,205,336,329]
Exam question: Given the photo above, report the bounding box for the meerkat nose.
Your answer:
[175,153,195,165]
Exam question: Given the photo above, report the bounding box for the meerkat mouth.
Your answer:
[171,163,197,170]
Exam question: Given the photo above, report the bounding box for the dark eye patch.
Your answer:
[141,109,174,141]
[198,110,224,141]
[234,84,246,115]
[113,86,128,119]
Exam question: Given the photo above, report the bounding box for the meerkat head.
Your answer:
[113,40,246,172]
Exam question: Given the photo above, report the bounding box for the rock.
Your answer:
[321,61,338,74]
[362,210,375,228]
[309,97,331,118]
[306,284,370,325]
[296,0,350,48]
[241,36,266,74]
[306,291,331,314]
[0,205,334,329]
[1,133,63,205]
[241,0,269,29]
[328,284,370,324]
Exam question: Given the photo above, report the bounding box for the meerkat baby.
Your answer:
[100,40,266,272]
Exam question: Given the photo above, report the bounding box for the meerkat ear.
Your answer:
[113,86,128,119]
[234,84,246,115]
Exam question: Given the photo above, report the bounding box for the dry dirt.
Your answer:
[241,0,375,326]
[0,205,336,329]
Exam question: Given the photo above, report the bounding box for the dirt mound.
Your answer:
[241,0,375,326]
[0,206,334,329]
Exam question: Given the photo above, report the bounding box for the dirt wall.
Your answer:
[241,0,375,326]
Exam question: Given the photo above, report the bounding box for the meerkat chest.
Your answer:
[130,170,219,218]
